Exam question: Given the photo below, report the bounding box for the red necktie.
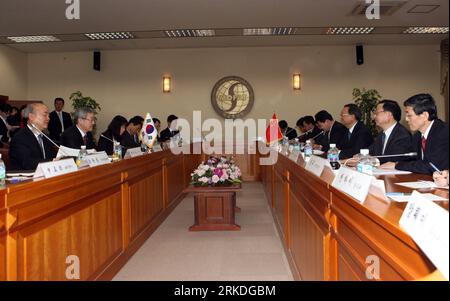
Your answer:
[421,136,427,153]
[83,135,87,146]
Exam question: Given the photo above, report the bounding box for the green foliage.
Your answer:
[352,88,381,137]
[69,91,101,115]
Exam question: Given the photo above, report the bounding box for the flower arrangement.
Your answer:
[191,156,242,186]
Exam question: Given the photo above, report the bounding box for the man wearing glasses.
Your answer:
[338,103,373,159]
[61,107,96,149]
[380,94,448,174]
[368,100,413,164]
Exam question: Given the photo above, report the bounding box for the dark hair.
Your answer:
[152,118,161,124]
[104,115,128,140]
[278,120,288,129]
[314,110,333,123]
[379,99,401,122]
[167,114,178,123]
[54,97,65,104]
[302,115,315,126]
[344,103,362,121]
[296,117,305,128]
[9,106,19,114]
[0,103,11,114]
[403,93,437,121]
[128,115,144,126]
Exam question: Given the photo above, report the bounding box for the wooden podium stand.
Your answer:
[184,184,242,231]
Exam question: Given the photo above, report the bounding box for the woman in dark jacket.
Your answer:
[97,115,128,155]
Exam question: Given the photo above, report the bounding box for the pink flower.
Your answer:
[212,175,220,183]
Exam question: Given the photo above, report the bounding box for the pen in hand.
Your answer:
[429,162,442,175]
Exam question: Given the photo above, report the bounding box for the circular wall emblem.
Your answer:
[211,76,254,119]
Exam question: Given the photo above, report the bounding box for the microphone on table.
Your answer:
[100,134,126,150]
[311,130,325,140]
[373,152,417,158]
[30,123,60,149]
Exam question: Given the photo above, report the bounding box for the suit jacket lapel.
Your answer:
[25,126,45,159]
[383,123,397,154]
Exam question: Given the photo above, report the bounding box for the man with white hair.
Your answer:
[9,103,56,170]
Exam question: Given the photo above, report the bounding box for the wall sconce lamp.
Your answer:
[163,76,171,93]
[293,73,301,90]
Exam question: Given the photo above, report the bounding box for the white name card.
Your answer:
[124,147,144,159]
[34,159,78,179]
[84,152,110,167]
[288,149,301,163]
[305,155,331,177]
[331,167,374,204]
[400,191,449,281]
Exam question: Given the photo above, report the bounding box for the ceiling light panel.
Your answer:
[164,29,215,38]
[243,27,296,36]
[7,35,60,43]
[85,32,135,40]
[403,27,449,34]
[326,27,374,35]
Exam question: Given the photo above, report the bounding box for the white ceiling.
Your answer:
[0,0,448,52]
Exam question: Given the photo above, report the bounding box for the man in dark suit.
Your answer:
[9,103,56,170]
[313,110,348,152]
[295,117,305,139]
[48,97,73,143]
[279,120,297,141]
[159,114,180,143]
[297,115,322,143]
[368,100,413,164]
[121,115,144,150]
[339,104,373,159]
[380,94,449,174]
[60,107,96,149]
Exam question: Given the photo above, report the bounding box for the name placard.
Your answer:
[34,159,78,179]
[331,167,373,203]
[84,152,110,167]
[305,155,330,177]
[288,149,301,163]
[124,147,144,159]
[400,191,449,281]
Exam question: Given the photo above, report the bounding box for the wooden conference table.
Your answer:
[0,143,447,280]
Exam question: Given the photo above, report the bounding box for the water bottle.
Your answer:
[76,145,88,167]
[0,154,6,186]
[293,138,301,151]
[356,149,378,175]
[304,139,313,160]
[113,141,122,161]
[327,144,340,170]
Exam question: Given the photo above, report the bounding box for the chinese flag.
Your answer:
[265,113,283,145]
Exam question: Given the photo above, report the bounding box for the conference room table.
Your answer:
[0,143,447,280]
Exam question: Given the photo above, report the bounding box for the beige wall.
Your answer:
[0,45,28,99]
[26,45,444,138]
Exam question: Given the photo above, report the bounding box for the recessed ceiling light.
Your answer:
[85,32,135,40]
[7,35,60,43]
[326,27,374,35]
[164,29,215,38]
[403,27,449,34]
[243,28,296,36]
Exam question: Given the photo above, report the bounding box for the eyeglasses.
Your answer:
[82,117,95,123]
[372,110,385,116]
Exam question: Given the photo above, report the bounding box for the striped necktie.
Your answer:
[38,134,46,159]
